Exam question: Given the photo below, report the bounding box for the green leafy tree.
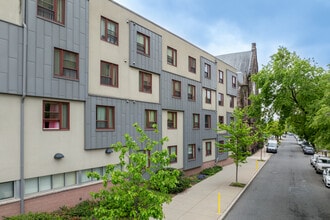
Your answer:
[266,120,285,141]
[216,108,255,184]
[252,47,326,142]
[88,123,180,220]
[309,73,330,150]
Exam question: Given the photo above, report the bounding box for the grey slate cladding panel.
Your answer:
[129,21,162,74]
[200,56,217,90]
[85,96,162,150]
[24,0,88,100]
[226,69,237,96]
[0,21,23,94]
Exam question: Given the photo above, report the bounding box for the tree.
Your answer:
[216,108,255,184]
[309,73,330,150]
[251,47,326,143]
[88,123,180,220]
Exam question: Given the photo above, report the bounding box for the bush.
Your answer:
[200,165,223,176]
[4,212,61,220]
[53,200,98,219]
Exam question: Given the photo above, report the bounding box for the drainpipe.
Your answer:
[20,0,27,214]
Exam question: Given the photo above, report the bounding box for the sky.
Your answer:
[114,0,330,69]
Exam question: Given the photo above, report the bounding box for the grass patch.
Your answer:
[230,182,246,188]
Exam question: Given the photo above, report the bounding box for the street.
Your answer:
[224,136,330,220]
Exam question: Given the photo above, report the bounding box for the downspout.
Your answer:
[20,0,27,214]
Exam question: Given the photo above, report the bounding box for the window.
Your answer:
[167,112,177,129]
[172,80,181,98]
[188,144,196,160]
[188,56,196,73]
[96,106,115,130]
[168,146,177,163]
[139,71,152,93]
[218,116,224,124]
[37,0,65,24]
[219,70,224,83]
[145,110,157,129]
[232,76,237,88]
[0,182,14,200]
[43,101,69,130]
[137,32,150,55]
[218,140,225,154]
[205,142,212,156]
[204,63,211,79]
[193,114,200,129]
[100,17,118,45]
[100,61,118,87]
[205,89,211,104]
[188,84,196,101]
[230,96,235,108]
[54,48,79,80]
[218,93,224,106]
[167,47,177,66]
[205,115,211,129]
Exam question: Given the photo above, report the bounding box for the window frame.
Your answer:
[145,109,157,129]
[187,144,196,161]
[43,100,70,131]
[37,0,65,25]
[139,71,152,93]
[54,48,79,80]
[205,89,211,104]
[188,56,196,73]
[137,32,150,56]
[218,70,224,83]
[100,16,119,45]
[232,75,237,88]
[193,113,200,129]
[167,46,177,66]
[204,63,211,79]
[218,116,224,124]
[168,145,178,163]
[100,60,118,87]
[96,105,115,130]
[205,115,211,129]
[188,84,196,101]
[205,142,212,156]
[172,80,181,98]
[230,96,235,108]
[218,93,224,106]
[167,111,177,129]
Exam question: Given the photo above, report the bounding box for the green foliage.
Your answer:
[216,108,255,183]
[4,212,61,220]
[251,47,329,145]
[53,200,98,219]
[88,123,180,220]
[200,166,223,176]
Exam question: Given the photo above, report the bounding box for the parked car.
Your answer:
[323,168,330,188]
[266,140,278,153]
[303,146,315,155]
[315,157,330,174]
[310,154,322,167]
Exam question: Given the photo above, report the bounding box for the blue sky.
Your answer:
[114,0,330,69]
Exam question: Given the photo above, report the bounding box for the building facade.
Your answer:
[0,0,257,216]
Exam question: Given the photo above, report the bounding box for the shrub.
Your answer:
[4,212,61,220]
[200,165,223,176]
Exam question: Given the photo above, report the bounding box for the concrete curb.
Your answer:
[217,156,272,220]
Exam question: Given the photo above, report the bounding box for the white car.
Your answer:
[315,157,330,174]
[323,168,330,188]
[310,154,321,167]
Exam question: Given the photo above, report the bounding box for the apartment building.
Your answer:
[0,0,257,216]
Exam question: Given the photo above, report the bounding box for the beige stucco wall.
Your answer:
[162,111,183,169]
[0,0,22,26]
[23,97,120,178]
[0,95,21,182]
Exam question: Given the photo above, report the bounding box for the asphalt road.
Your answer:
[224,136,330,220]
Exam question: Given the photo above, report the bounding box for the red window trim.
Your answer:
[167,46,177,66]
[42,100,70,131]
[100,16,119,45]
[54,48,79,80]
[139,71,152,93]
[100,60,119,87]
[96,105,115,130]
[37,0,65,25]
[137,32,150,56]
